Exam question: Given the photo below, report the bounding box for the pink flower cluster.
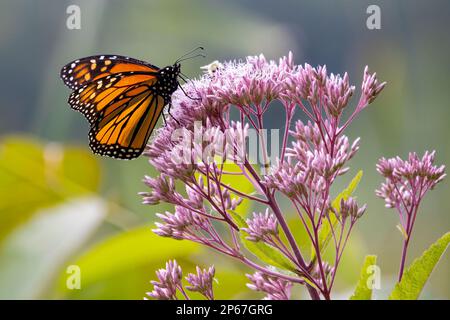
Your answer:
[146,260,215,300]
[142,53,386,300]
[246,271,292,300]
[376,151,445,280]
[376,151,445,212]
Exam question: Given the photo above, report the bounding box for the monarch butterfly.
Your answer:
[60,48,202,159]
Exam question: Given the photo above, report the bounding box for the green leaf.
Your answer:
[389,232,450,300]
[229,211,297,272]
[0,136,101,240]
[56,225,200,298]
[312,170,363,260]
[349,255,377,300]
[0,197,106,299]
[229,210,247,229]
[246,240,298,272]
[212,268,253,299]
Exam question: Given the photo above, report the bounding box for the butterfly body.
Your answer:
[60,55,181,159]
[154,64,181,104]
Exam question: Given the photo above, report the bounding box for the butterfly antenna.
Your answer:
[175,46,206,64]
[176,53,206,64]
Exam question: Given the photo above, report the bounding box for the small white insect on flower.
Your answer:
[200,60,223,76]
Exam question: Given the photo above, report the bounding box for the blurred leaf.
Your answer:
[389,232,450,300]
[312,170,363,260]
[0,136,101,240]
[229,210,297,272]
[349,255,377,300]
[104,157,174,219]
[0,197,106,299]
[57,226,200,299]
[213,268,252,299]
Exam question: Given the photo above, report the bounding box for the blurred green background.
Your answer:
[0,0,449,299]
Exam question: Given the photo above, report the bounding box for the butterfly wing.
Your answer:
[62,55,168,159]
[67,71,159,125]
[89,89,166,159]
[60,54,160,90]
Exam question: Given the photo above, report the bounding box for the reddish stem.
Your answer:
[398,235,410,282]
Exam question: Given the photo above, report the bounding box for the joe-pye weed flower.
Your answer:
[142,52,390,300]
[145,260,216,300]
[376,151,445,281]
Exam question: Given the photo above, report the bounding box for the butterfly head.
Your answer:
[173,63,181,74]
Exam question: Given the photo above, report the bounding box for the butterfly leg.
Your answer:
[178,82,200,101]
[161,111,167,125]
[164,103,180,126]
